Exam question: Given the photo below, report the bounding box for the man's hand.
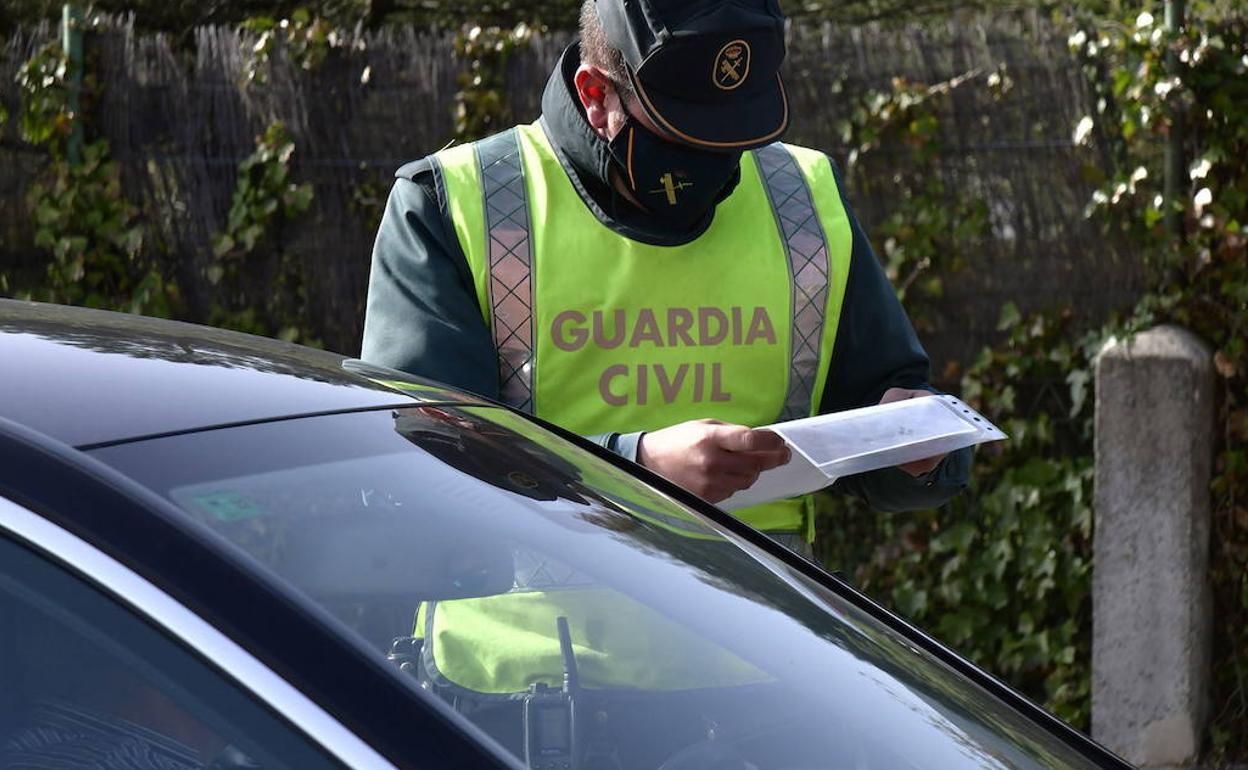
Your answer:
[879,387,947,477]
[637,419,791,503]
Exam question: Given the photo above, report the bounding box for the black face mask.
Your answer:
[603,116,743,230]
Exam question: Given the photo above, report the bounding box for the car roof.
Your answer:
[0,300,490,447]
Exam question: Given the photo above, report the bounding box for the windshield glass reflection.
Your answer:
[91,406,1098,770]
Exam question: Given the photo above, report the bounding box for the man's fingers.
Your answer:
[704,426,790,474]
[700,472,762,503]
[702,448,768,477]
[750,446,792,470]
[740,429,786,453]
[639,421,792,503]
[721,470,762,493]
[712,426,786,453]
[733,429,791,470]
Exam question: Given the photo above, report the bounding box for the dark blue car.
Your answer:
[0,299,1130,770]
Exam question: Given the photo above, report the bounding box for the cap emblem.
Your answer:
[713,39,751,91]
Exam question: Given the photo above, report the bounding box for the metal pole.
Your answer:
[1163,0,1186,244]
[61,3,83,166]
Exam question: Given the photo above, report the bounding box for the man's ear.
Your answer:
[574,65,615,138]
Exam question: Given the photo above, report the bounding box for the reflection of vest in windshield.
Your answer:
[417,122,852,695]
[434,122,853,536]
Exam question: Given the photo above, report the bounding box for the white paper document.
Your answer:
[720,395,1007,510]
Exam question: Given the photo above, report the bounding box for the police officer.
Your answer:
[362,0,972,552]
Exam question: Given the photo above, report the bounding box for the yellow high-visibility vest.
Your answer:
[437,121,853,534]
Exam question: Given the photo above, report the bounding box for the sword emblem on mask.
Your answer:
[650,173,694,206]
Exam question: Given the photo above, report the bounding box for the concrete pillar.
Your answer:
[1093,325,1214,768]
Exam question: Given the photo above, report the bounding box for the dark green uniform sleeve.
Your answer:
[820,157,972,511]
[360,169,625,455]
[361,173,498,397]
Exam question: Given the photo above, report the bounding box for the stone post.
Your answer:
[1093,325,1214,768]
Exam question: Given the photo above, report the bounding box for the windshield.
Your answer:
[92,405,1101,770]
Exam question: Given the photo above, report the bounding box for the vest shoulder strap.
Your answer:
[753,142,835,421]
[474,128,537,413]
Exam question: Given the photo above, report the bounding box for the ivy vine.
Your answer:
[835,71,991,335]
[819,5,1248,754]
[2,17,324,343]
[817,67,1095,729]
[209,120,318,345]
[4,35,173,315]
[452,22,531,141]
[240,6,364,85]
[1068,4,1247,759]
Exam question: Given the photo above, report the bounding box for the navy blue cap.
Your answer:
[595,0,790,151]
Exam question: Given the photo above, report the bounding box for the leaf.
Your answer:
[1018,613,1035,635]
[920,276,944,298]
[997,385,1016,412]
[284,183,314,213]
[34,200,61,226]
[1080,163,1107,185]
[997,302,1022,331]
[893,585,928,618]
[931,523,976,554]
[1013,458,1061,488]
[937,609,977,645]
[240,224,264,250]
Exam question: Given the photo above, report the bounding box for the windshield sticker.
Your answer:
[191,490,268,522]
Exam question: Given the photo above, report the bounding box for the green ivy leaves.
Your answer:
[15,42,72,149]
[208,120,318,346]
[212,121,313,262]
[10,37,172,316]
[241,7,363,85]
[819,72,1099,729]
[8,16,330,347]
[836,73,989,334]
[453,22,531,141]
[811,66,1098,729]
[1068,6,1248,759]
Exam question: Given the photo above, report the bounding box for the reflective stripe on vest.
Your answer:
[473,128,832,422]
[754,143,833,422]
[477,130,536,413]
